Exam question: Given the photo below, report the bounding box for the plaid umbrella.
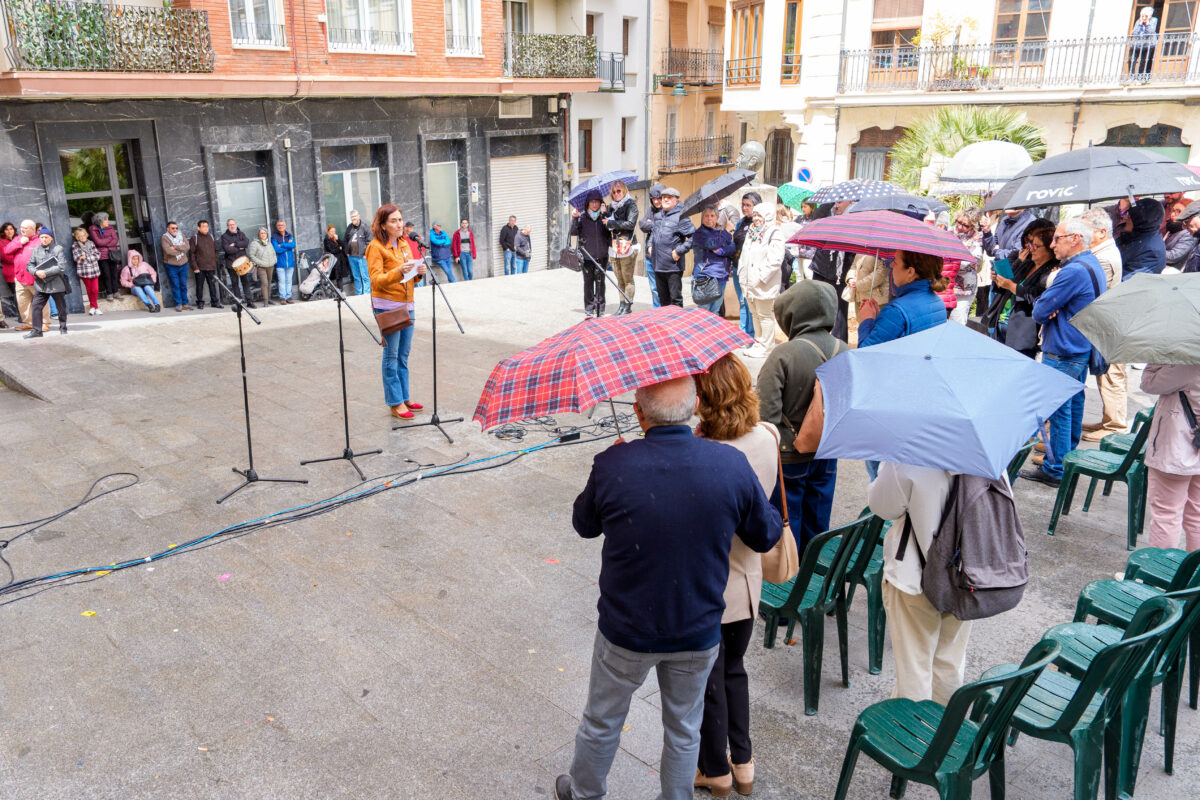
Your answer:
[786,210,977,263]
[808,179,905,205]
[473,306,752,431]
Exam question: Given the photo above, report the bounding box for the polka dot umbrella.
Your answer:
[807,179,906,205]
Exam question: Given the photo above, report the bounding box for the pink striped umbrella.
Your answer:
[786,210,977,263]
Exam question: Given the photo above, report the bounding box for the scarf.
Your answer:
[747,222,766,244]
[588,209,601,220]
[166,230,185,247]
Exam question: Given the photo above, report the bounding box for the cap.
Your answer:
[648,183,665,199]
[1176,201,1200,221]
[38,226,51,237]
[662,187,680,198]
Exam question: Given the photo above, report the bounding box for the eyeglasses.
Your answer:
[1051,233,1080,243]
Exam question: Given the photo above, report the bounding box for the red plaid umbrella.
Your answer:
[786,209,977,263]
[473,306,752,431]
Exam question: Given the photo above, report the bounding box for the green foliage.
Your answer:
[508,34,597,79]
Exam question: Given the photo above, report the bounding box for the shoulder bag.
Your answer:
[375,306,412,340]
[761,424,800,585]
[1180,391,1200,450]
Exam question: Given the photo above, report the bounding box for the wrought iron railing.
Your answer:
[502,32,597,78]
[3,0,215,72]
[781,52,802,84]
[231,20,287,48]
[327,26,413,52]
[726,56,761,86]
[659,134,734,172]
[661,48,723,85]
[446,32,483,56]
[841,33,1200,92]
[598,51,625,91]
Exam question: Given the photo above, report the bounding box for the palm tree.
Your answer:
[887,106,1046,199]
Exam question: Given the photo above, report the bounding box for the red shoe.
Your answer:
[406,402,424,411]
[390,406,415,420]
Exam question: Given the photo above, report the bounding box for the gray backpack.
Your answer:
[896,474,1028,621]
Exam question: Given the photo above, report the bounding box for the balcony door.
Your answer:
[1127,1,1198,79]
[993,0,1051,80]
[59,142,147,258]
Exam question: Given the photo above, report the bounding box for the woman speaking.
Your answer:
[367,204,427,421]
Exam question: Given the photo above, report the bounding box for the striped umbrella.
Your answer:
[808,179,905,205]
[786,210,977,263]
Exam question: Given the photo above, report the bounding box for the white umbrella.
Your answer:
[930,141,1034,196]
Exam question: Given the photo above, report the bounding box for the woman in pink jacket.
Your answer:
[1141,364,1200,549]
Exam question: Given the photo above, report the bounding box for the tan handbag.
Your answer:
[761,426,801,585]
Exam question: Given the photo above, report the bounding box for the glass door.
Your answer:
[59,142,146,257]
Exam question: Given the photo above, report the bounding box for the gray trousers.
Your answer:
[569,631,718,800]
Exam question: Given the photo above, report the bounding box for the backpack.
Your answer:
[896,474,1028,621]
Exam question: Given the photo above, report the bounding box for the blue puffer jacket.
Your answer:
[429,229,452,261]
[271,231,296,270]
[691,224,736,280]
[1118,198,1166,279]
[857,279,946,348]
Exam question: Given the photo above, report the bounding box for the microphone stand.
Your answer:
[299,268,382,480]
[214,280,308,504]
[393,256,464,443]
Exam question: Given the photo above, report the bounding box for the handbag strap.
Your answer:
[764,423,789,526]
[1182,391,1200,432]
[895,515,926,569]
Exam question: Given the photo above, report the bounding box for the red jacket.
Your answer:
[937,259,961,309]
[4,235,37,285]
[451,228,476,259]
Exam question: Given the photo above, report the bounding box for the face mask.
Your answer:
[588,209,600,220]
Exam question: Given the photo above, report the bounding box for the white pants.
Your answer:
[883,580,972,705]
[746,296,776,354]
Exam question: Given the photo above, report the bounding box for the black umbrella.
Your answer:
[983,146,1200,211]
[677,169,758,218]
[847,193,949,216]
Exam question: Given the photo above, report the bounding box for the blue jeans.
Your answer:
[730,269,753,336]
[698,281,726,314]
[1041,353,1089,479]
[459,253,473,280]
[503,249,516,275]
[435,257,456,283]
[770,458,838,553]
[275,265,293,301]
[377,309,415,406]
[166,263,189,306]
[568,631,718,800]
[132,285,159,307]
[516,257,530,273]
[646,262,660,307]
[348,255,370,295]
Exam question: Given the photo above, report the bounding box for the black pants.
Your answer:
[654,270,683,307]
[583,256,607,314]
[975,284,990,316]
[194,270,220,307]
[99,257,121,296]
[1129,46,1153,76]
[698,617,755,777]
[31,291,67,331]
[225,264,256,302]
[1,280,16,319]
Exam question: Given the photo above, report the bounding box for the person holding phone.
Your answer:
[367,204,427,421]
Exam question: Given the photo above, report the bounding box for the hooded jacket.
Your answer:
[429,228,452,261]
[1118,198,1167,278]
[119,253,157,289]
[606,194,639,240]
[648,204,694,274]
[571,207,612,261]
[737,203,784,301]
[757,281,848,464]
[691,224,736,280]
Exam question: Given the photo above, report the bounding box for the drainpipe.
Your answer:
[1078,0,1098,86]
[831,0,850,182]
[643,0,652,185]
[1068,99,1083,151]
[283,137,298,245]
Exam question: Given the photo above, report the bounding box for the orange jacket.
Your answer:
[366,237,417,304]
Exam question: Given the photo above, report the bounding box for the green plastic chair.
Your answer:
[815,511,889,675]
[832,639,1061,800]
[1098,407,1155,458]
[1125,547,1189,591]
[1007,438,1038,485]
[981,596,1181,800]
[1046,422,1152,550]
[1047,581,1200,796]
[759,514,885,715]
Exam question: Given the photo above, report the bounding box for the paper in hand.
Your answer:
[401,262,421,282]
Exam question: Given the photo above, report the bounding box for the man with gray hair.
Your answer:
[1081,208,1129,442]
[1020,216,1108,487]
[558,375,782,800]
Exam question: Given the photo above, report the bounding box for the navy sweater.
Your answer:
[573,425,783,653]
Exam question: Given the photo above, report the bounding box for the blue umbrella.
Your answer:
[568,170,640,211]
[814,323,1083,479]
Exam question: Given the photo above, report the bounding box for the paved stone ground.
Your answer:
[0,270,1194,800]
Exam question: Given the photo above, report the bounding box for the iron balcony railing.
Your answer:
[327,27,413,53]
[841,33,1200,93]
[3,0,215,72]
[726,56,762,86]
[659,134,734,172]
[781,52,802,84]
[231,20,287,48]
[660,48,723,85]
[598,51,625,91]
[502,32,598,78]
[446,32,483,56]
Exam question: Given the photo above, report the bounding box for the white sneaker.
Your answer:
[87,308,95,316]
[95,307,102,315]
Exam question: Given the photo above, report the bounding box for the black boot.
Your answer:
[23,329,42,339]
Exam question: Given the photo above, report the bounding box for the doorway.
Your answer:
[1127,1,1198,78]
[59,141,147,257]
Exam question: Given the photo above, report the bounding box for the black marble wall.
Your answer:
[0,96,564,312]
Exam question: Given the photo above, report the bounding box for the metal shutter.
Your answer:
[488,154,549,276]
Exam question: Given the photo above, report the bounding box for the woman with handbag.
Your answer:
[691,206,736,314]
[693,353,781,798]
[367,204,427,421]
[988,220,1057,359]
[120,250,160,312]
[1141,364,1200,550]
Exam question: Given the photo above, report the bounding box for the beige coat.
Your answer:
[1142,365,1200,476]
[851,254,891,309]
[717,421,779,623]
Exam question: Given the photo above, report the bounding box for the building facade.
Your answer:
[721,0,1200,189]
[0,0,603,312]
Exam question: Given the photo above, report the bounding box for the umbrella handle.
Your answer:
[609,397,622,439]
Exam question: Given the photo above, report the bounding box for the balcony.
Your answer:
[502,32,598,79]
[840,34,1200,93]
[3,0,215,72]
[446,32,483,56]
[232,21,287,48]
[660,48,723,86]
[659,134,734,172]
[598,51,625,91]
[781,52,802,84]
[328,27,413,53]
[726,56,761,86]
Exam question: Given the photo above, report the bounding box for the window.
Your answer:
[994,0,1051,64]
[728,1,763,85]
[849,126,906,181]
[499,96,532,118]
[664,110,678,168]
[766,129,794,185]
[621,118,628,153]
[669,1,688,47]
[705,110,716,140]
[740,121,748,146]
[444,0,481,55]
[228,0,286,47]
[1103,123,1191,162]
[578,120,593,174]
[216,178,271,236]
[327,0,412,52]
[868,28,919,82]
[781,0,802,84]
[586,13,596,39]
[503,0,527,34]
[321,169,380,231]
[622,18,631,56]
